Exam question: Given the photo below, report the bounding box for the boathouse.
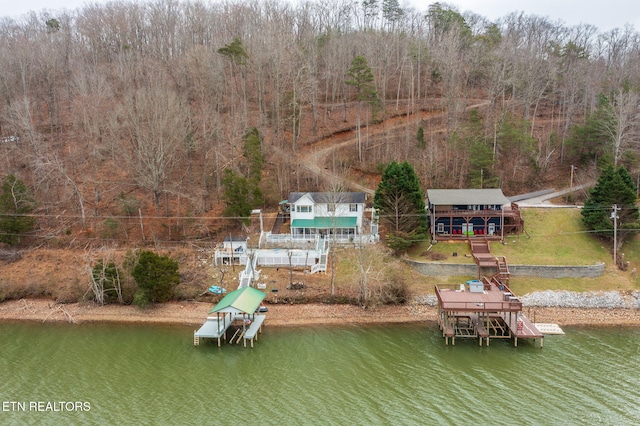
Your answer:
[194,286,267,348]
[435,277,543,347]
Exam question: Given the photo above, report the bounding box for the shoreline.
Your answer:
[1,299,639,328]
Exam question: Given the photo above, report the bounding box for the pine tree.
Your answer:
[345,55,380,110]
[374,161,427,252]
[346,55,381,163]
[242,127,263,182]
[582,165,639,249]
[221,169,254,225]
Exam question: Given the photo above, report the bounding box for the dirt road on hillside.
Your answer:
[293,100,491,193]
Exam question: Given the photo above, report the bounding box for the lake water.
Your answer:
[1,322,639,425]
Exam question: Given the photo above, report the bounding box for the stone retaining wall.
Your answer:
[406,260,605,279]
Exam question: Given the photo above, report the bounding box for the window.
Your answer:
[296,205,312,213]
[327,203,336,212]
[437,223,444,233]
[349,204,358,212]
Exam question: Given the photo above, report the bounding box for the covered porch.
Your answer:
[290,217,358,241]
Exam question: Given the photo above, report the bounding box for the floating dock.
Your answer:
[533,323,565,335]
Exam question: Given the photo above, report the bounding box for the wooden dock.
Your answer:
[194,314,267,348]
[435,278,544,348]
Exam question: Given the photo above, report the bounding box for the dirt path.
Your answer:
[293,100,491,193]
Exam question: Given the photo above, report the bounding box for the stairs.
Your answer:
[496,256,510,282]
[470,240,511,285]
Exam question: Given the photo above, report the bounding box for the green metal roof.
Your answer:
[208,287,266,315]
[291,217,357,229]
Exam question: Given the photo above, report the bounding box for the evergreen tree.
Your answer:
[222,169,252,224]
[222,127,264,226]
[566,94,615,166]
[416,126,425,148]
[374,161,427,253]
[0,175,36,246]
[242,127,263,182]
[132,251,180,307]
[346,55,381,162]
[217,36,249,65]
[581,165,639,250]
[345,55,380,110]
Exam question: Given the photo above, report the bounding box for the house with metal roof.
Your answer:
[286,192,367,242]
[426,189,524,242]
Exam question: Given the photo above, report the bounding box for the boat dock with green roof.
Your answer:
[194,287,267,348]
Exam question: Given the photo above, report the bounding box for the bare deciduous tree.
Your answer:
[111,73,189,211]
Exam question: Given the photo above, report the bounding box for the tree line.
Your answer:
[1,0,640,244]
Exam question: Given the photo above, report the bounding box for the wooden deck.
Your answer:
[435,279,543,347]
[435,281,522,313]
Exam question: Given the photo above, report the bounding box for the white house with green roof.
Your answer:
[287,192,366,241]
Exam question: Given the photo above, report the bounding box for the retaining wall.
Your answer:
[405,259,605,279]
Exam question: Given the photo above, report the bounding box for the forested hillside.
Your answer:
[1,0,639,245]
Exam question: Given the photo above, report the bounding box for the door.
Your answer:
[488,223,495,235]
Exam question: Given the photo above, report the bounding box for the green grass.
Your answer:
[407,208,640,293]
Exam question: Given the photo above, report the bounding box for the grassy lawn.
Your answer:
[406,208,640,293]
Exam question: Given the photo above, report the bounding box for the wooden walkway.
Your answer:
[470,240,497,268]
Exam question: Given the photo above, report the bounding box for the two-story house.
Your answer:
[287,192,366,241]
[426,189,523,241]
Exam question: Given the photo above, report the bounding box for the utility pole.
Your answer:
[569,165,577,197]
[611,204,620,265]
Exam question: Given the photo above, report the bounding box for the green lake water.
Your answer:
[1,322,639,425]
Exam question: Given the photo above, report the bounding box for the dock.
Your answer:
[194,286,268,349]
[194,313,235,347]
[533,323,565,335]
[435,277,545,347]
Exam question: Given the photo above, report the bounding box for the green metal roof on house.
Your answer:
[426,189,510,206]
[291,217,357,229]
[208,287,266,315]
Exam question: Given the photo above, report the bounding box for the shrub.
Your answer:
[131,251,180,307]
